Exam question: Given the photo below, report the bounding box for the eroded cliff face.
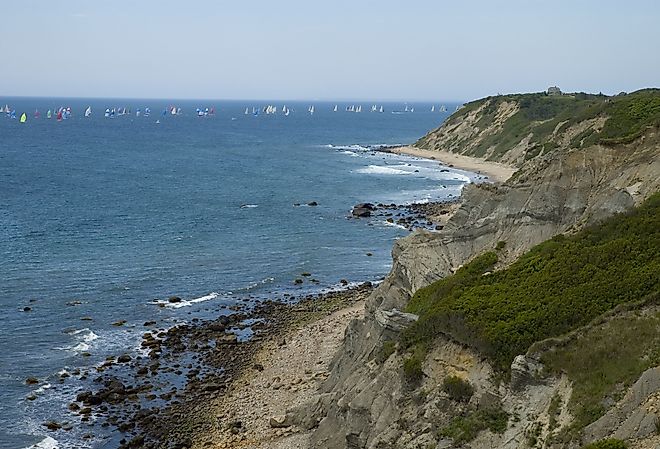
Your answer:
[294,107,660,448]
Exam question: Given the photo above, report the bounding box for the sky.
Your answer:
[1,0,659,102]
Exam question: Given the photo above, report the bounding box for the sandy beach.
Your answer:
[386,145,517,183]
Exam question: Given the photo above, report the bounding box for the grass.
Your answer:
[402,192,660,372]
[542,308,660,439]
[376,340,396,364]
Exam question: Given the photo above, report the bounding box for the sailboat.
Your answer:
[136,109,141,117]
[19,112,27,123]
[84,106,92,118]
[431,105,435,112]
[440,105,447,112]
[356,105,362,113]
[56,110,63,121]
[308,105,315,115]
[379,105,384,113]
[46,109,52,119]
[144,107,151,117]
[410,107,414,112]
[333,105,338,112]
[34,109,41,119]
[244,107,249,115]
[0,105,4,113]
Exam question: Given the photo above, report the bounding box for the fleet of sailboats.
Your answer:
[2,101,458,124]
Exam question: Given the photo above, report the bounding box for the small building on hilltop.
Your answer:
[547,86,562,96]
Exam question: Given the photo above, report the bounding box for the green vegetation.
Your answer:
[419,89,660,160]
[403,192,660,372]
[442,375,474,402]
[402,345,426,386]
[542,307,660,439]
[495,240,507,250]
[376,340,396,364]
[581,439,628,449]
[547,393,562,433]
[438,406,509,444]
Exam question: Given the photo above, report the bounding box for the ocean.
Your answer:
[0,98,468,448]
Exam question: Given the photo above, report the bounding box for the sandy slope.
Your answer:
[203,301,365,449]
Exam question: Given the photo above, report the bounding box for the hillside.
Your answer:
[414,89,660,167]
[268,90,660,449]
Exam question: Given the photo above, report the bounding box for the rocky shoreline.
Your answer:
[63,283,374,449]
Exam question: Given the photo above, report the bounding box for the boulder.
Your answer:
[374,308,419,332]
[269,415,289,428]
[351,203,376,218]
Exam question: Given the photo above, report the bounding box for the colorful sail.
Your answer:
[20,112,27,123]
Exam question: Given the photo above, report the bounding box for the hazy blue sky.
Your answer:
[1,0,658,101]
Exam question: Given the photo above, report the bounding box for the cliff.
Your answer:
[289,90,660,449]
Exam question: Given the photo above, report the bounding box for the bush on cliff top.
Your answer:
[403,192,660,372]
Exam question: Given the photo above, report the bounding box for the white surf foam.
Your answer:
[33,383,52,394]
[355,165,410,175]
[156,292,220,309]
[240,204,258,209]
[25,437,59,449]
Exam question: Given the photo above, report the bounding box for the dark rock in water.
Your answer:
[26,377,39,385]
[22,306,32,312]
[111,320,127,326]
[307,201,318,206]
[80,316,93,321]
[293,203,301,207]
[340,279,349,285]
[352,202,375,217]
[168,296,182,303]
[435,225,444,230]
[43,421,62,431]
[366,252,373,256]
[294,279,303,285]
[68,402,80,412]
[117,354,132,363]
[26,394,37,401]
[301,272,311,277]
[440,168,450,172]
[143,321,157,326]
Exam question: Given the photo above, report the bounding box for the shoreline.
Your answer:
[381,145,517,183]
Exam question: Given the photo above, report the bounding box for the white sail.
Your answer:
[84,106,92,117]
[379,105,384,113]
[356,105,361,113]
[333,105,338,112]
[431,105,435,112]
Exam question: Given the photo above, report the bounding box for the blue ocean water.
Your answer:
[0,98,467,448]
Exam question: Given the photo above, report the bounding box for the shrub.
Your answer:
[495,240,507,250]
[439,406,508,444]
[581,439,628,449]
[402,346,425,386]
[404,193,660,371]
[442,375,474,402]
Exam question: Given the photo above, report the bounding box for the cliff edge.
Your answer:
[293,90,660,449]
